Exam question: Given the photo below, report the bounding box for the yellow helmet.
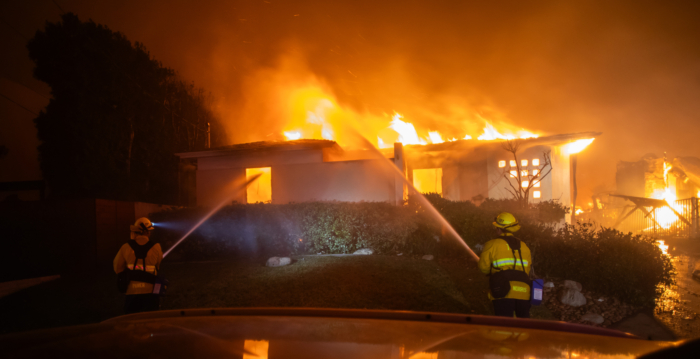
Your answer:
[493,212,521,233]
[130,217,154,239]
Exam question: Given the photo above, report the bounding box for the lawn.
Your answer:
[0,255,552,334]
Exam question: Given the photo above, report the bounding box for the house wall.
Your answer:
[550,146,571,209]
[272,159,396,203]
[194,148,401,206]
[196,167,246,207]
[485,145,555,203]
[458,158,490,201]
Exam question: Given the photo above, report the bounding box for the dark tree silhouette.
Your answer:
[27,13,219,204]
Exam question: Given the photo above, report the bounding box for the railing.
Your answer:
[578,197,699,238]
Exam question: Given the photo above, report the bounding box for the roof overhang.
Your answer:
[176,139,343,159]
[403,131,602,153]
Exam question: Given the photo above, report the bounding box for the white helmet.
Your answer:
[130,217,154,239]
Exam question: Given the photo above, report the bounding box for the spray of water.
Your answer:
[352,131,481,262]
[162,173,262,258]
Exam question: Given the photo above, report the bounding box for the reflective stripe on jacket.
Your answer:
[478,235,532,300]
[113,236,163,295]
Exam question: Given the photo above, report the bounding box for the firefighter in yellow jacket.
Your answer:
[478,212,533,318]
[114,217,163,314]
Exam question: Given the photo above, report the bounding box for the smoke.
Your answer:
[6,0,700,203]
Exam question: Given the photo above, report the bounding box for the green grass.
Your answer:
[0,255,554,334]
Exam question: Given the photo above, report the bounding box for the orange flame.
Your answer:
[279,85,542,148]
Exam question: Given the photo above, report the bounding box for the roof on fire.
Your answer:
[176,139,341,158]
[176,131,602,159]
[403,131,602,153]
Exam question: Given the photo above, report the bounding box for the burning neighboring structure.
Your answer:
[177,132,598,225]
[584,154,700,237]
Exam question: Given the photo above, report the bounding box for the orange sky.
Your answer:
[2,0,700,203]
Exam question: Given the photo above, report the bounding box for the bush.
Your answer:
[150,198,673,305]
[530,223,675,306]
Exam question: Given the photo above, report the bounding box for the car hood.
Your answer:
[0,308,677,358]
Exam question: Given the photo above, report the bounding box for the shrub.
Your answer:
[529,223,675,306]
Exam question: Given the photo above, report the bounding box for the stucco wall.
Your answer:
[197,168,246,207]
[550,146,572,223]
[485,145,556,203]
[272,159,396,203]
[194,149,400,206]
[458,157,490,201]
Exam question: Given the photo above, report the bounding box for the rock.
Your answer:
[397,253,403,256]
[544,281,555,288]
[266,257,291,267]
[353,248,374,255]
[563,280,583,292]
[560,289,587,307]
[581,312,604,324]
[422,255,434,261]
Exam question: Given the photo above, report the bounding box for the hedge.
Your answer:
[150,197,673,305]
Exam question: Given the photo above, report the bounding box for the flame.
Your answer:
[283,131,302,140]
[278,85,542,148]
[649,161,683,229]
[477,122,538,140]
[428,131,444,144]
[389,113,428,145]
[562,138,595,155]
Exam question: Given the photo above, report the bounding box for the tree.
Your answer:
[500,140,552,208]
[27,13,219,204]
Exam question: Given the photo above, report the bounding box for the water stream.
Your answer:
[354,133,480,262]
[162,173,262,258]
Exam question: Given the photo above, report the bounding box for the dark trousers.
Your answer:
[492,298,531,318]
[124,294,160,314]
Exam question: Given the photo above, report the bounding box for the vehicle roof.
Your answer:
[0,308,673,358]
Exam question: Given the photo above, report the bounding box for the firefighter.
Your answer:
[478,212,533,318]
[114,217,163,314]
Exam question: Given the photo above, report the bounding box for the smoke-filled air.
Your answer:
[5,0,700,203]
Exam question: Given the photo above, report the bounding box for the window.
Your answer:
[532,169,539,176]
[534,191,541,198]
[413,168,443,195]
[509,160,516,167]
[510,170,517,178]
[532,158,540,166]
[521,180,529,188]
[521,159,528,167]
[521,170,528,176]
[498,160,506,168]
[534,180,540,188]
[246,167,272,203]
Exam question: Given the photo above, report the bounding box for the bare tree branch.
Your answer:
[500,142,554,208]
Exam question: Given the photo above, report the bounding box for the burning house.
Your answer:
[177,132,599,224]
